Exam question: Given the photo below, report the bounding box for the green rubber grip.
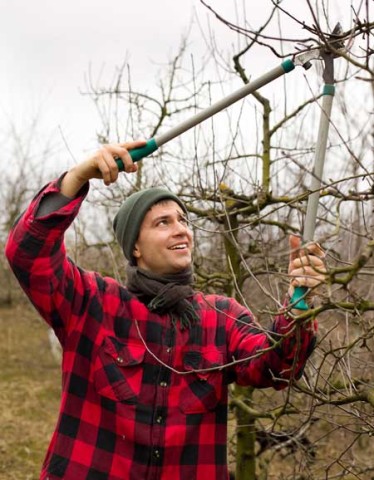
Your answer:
[290,286,309,311]
[323,84,335,96]
[116,138,158,171]
[281,59,295,73]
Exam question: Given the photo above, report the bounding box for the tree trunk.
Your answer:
[222,202,257,479]
[234,385,256,480]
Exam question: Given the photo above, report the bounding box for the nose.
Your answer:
[172,219,190,236]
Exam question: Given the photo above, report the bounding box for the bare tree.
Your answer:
[0,114,59,304]
[76,1,374,476]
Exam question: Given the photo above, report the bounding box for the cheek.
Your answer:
[187,229,193,244]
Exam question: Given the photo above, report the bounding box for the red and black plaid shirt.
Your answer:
[5,179,317,480]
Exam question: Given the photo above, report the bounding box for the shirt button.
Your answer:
[116,356,124,364]
[166,347,172,353]
[154,449,160,458]
[159,381,168,387]
[156,416,163,424]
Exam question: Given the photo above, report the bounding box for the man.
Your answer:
[5,141,326,480]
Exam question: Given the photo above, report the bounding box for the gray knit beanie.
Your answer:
[113,187,187,264]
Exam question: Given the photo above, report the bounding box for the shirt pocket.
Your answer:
[179,348,224,414]
[93,336,145,404]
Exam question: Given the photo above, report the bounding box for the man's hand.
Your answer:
[61,140,147,198]
[288,234,327,309]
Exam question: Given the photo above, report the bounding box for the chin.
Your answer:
[170,262,191,273]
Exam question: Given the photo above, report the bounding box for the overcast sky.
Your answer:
[1,0,233,161]
[0,0,358,167]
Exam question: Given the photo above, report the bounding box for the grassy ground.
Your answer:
[1,303,372,479]
[0,305,61,480]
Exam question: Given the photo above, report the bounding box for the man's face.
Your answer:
[133,200,193,275]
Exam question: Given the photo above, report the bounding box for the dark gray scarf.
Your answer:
[126,266,199,329]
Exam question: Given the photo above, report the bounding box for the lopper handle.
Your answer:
[115,61,297,171]
[290,85,335,312]
[114,60,298,172]
[115,138,158,171]
[291,286,309,311]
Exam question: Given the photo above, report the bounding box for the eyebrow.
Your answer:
[151,211,187,225]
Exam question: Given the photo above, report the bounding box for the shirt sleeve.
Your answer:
[226,298,317,390]
[36,191,73,217]
[4,175,97,346]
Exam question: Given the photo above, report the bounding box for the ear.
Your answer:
[133,243,141,259]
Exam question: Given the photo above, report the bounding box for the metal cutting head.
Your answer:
[293,22,346,79]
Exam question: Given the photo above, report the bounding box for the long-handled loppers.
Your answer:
[291,23,345,310]
[115,57,313,170]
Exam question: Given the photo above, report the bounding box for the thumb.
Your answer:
[289,234,301,263]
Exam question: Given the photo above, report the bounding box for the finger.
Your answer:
[120,139,147,150]
[103,144,137,174]
[293,256,325,271]
[302,276,325,288]
[289,234,302,263]
[101,149,119,185]
[103,144,131,161]
[120,149,138,173]
[290,264,326,278]
[104,149,120,178]
[290,277,323,289]
[305,241,325,258]
[290,268,325,287]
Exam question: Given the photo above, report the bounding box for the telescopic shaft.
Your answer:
[116,59,296,169]
[291,84,335,310]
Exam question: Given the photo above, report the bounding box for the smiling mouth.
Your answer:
[169,244,188,251]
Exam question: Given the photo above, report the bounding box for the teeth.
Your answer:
[170,244,187,250]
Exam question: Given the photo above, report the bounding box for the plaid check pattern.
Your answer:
[5,178,317,480]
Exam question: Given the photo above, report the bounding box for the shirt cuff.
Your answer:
[22,174,89,240]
